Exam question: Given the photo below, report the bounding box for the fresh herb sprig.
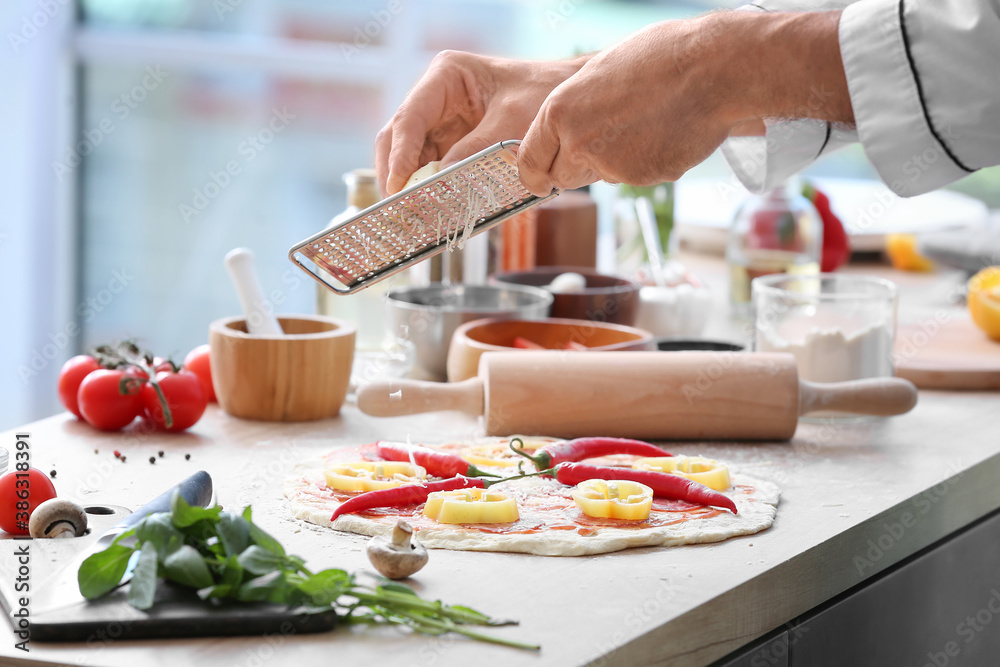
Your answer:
[78,492,537,650]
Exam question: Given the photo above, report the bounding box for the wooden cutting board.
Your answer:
[895,316,1000,390]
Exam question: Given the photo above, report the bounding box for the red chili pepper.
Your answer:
[511,437,670,471]
[331,475,486,521]
[803,182,851,272]
[554,463,738,514]
[375,441,499,479]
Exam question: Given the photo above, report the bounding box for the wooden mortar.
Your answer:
[209,314,355,421]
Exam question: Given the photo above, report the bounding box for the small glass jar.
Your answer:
[728,180,822,315]
[752,273,898,383]
[615,182,675,277]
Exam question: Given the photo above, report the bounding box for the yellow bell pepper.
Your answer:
[571,479,653,521]
[460,437,548,468]
[423,488,519,524]
[325,461,426,493]
[632,456,731,491]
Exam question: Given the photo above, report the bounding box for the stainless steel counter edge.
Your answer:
[592,449,1000,667]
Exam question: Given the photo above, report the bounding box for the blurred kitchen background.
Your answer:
[2,0,998,431]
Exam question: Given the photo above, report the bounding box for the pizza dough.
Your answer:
[284,439,780,557]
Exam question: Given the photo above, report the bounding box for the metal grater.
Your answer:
[288,140,559,294]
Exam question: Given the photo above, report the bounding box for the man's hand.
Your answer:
[375,51,589,196]
[518,10,850,196]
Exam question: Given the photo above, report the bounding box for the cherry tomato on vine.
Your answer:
[77,369,143,431]
[153,356,176,374]
[142,370,206,432]
[57,355,101,419]
[0,468,57,535]
[182,344,215,402]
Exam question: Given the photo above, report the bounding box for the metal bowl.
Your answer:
[386,283,553,380]
[493,266,641,326]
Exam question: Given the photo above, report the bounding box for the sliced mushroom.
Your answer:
[29,498,88,538]
[366,519,428,579]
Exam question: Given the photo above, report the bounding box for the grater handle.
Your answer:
[224,248,284,336]
[357,378,484,417]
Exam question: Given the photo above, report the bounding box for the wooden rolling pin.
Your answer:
[357,351,918,440]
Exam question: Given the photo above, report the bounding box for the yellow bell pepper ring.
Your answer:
[571,479,653,521]
[632,456,731,491]
[325,461,427,493]
[423,488,519,524]
[460,437,548,468]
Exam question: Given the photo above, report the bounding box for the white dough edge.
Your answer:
[284,466,780,557]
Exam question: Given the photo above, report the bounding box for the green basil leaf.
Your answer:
[282,554,306,572]
[220,554,244,588]
[127,542,159,610]
[216,512,251,557]
[135,513,183,559]
[163,544,214,589]
[109,526,137,547]
[205,536,227,558]
[198,583,234,600]
[240,505,285,556]
[78,544,135,600]
[169,489,221,528]
[234,571,302,605]
[237,545,285,576]
[248,521,285,557]
[297,568,352,606]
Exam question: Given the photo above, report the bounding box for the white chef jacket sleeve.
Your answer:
[721,0,1000,197]
[721,1,858,194]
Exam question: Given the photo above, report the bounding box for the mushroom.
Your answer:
[28,498,88,539]
[366,519,428,579]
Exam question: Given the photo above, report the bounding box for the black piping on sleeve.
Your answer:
[897,0,974,172]
[815,122,832,158]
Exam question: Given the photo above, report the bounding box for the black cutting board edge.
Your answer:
[30,584,339,642]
